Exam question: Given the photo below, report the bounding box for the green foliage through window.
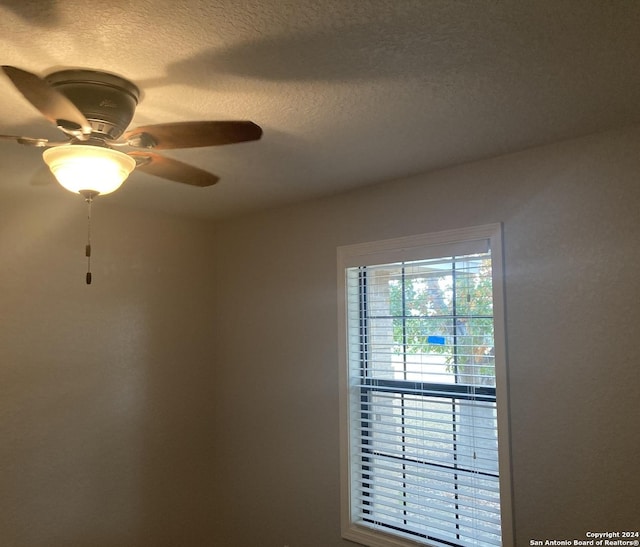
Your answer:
[387,256,495,385]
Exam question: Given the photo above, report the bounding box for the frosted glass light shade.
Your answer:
[43,145,136,196]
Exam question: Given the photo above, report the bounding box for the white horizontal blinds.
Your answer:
[346,244,501,547]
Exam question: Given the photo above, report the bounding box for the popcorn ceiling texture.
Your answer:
[0,0,639,219]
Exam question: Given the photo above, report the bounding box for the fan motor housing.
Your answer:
[45,69,140,140]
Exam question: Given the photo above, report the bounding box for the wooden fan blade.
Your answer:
[0,134,52,147]
[129,151,220,187]
[1,66,92,138]
[124,121,262,150]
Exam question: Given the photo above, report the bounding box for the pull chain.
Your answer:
[84,192,94,285]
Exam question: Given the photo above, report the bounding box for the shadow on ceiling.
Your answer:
[135,14,459,89]
[0,0,61,26]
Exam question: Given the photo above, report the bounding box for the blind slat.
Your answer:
[353,496,501,544]
[354,490,501,534]
[354,458,501,496]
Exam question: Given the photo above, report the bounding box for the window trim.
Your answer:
[337,224,513,547]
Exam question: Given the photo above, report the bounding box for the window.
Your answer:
[338,225,512,547]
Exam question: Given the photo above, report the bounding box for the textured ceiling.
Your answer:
[1,0,640,219]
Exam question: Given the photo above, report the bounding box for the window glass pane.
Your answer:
[363,254,495,388]
[344,244,502,547]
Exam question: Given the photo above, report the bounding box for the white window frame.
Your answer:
[337,224,513,547]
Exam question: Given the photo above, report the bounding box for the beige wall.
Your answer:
[1,124,639,546]
[210,125,640,545]
[0,197,220,546]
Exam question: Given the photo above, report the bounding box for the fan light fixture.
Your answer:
[43,145,136,196]
[1,65,263,285]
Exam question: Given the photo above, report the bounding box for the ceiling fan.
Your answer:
[0,65,263,195]
[1,66,263,284]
